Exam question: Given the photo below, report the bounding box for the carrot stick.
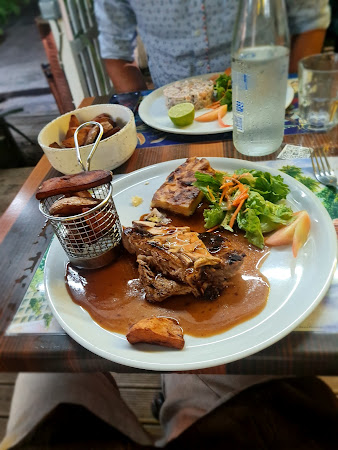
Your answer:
[206,185,215,202]
[206,100,221,109]
[219,190,226,205]
[220,181,234,189]
[229,199,245,229]
[206,224,220,232]
[206,103,221,109]
[232,192,249,206]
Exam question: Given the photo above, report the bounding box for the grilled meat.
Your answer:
[122,222,245,302]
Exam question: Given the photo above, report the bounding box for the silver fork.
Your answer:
[311,148,338,189]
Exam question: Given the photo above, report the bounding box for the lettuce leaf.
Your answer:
[214,74,232,111]
[203,204,225,229]
[194,171,224,203]
[237,209,264,249]
[235,169,290,202]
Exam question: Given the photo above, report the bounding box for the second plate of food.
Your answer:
[139,74,295,135]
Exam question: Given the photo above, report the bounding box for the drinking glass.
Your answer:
[298,53,338,131]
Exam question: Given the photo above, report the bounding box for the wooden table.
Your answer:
[0,96,337,374]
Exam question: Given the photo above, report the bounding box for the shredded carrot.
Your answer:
[206,100,221,109]
[220,181,234,189]
[238,172,251,180]
[206,224,220,232]
[206,185,215,202]
[227,186,239,195]
[219,190,226,205]
[232,191,249,206]
[229,199,245,229]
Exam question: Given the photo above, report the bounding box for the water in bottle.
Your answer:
[232,45,289,156]
[231,0,290,157]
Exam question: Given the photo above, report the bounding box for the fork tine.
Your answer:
[312,150,323,175]
[320,148,334,176]
[310,151,317,174]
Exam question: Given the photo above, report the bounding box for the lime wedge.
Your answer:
[168,103,195,127]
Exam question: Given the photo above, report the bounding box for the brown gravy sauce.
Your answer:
[65,204,270,338]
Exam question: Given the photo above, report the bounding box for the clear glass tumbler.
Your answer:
[298,53,338,131]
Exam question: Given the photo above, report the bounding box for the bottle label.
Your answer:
[234,114,244,132]
[235,101,244,114]
[232,71,253,91]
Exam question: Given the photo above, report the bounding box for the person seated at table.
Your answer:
[94,0,331,93]
[0,373,337,449]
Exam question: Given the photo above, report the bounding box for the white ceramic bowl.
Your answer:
[38,104,137,174]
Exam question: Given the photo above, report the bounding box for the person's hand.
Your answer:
[104,59,147,93]
[289,29,326,73]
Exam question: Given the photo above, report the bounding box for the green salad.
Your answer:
[193,169,294,249]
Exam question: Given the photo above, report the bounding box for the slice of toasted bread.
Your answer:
[126,317,184,349]
[151,157,215,216]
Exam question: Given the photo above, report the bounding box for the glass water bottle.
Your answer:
[231,0,290,156]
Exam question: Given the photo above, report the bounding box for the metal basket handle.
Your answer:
[74,121,104,172]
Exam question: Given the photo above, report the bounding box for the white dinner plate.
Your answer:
[44,158,336,371]
[139,74,295,135]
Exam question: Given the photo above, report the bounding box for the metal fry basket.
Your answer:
[39,121,122,269]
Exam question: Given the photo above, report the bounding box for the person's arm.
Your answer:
[289,29,327,73]
[286,0,331,72]
[94,0,146,93]
[103,59,147,93]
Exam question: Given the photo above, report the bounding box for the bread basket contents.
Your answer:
[37,170,122,269]
[38,104,138,174]
[49,113,121,149]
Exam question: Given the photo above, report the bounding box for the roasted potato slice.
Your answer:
[49,141,62,149]
[92,113,116,128]
[126,317,185,349]
[69,114,80,129]
[84,125,100,145]
[71,190,93,198]
[103,126,121,139]
[61,126,91,148]
[49,196,100,216]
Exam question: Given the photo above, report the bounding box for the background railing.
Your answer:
[39,0,112,107]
